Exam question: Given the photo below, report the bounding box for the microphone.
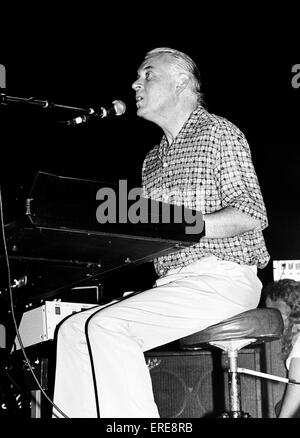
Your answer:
[65,100,126,125]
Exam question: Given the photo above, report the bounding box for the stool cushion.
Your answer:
[180,308,283,349]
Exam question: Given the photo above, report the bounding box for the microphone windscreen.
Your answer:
[113,100,126,116]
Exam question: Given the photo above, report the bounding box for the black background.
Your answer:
[0,7,299,290]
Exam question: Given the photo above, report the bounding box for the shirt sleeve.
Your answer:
[214,123,268,231]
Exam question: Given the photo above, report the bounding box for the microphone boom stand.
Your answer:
[0,92,94,115]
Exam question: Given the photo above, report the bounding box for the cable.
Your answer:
[0,185,69,418]
[85,316,101,418]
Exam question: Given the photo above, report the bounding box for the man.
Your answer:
[264,279,300,417]
[52,48,269,418]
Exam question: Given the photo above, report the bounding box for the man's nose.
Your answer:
[132,79,143,90]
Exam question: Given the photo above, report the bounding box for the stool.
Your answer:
[179,308,284,418]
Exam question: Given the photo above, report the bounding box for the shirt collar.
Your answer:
[159,104,208,150]
[184,104,208,130]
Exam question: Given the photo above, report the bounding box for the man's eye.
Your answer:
[145,72,151,80]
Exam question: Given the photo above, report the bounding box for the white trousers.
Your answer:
[52,256,262,418]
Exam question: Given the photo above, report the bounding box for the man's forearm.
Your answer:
[203,206,261,238]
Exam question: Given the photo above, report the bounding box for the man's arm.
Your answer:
[210,124,268,238]
[278,357,300,418]
[203,206,261,238]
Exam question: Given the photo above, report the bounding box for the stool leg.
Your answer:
[220,350,251,418]
[228,351,241,414]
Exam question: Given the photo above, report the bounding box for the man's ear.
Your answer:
[175,73,189,94]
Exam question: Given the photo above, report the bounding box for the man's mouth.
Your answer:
[136,96,144,107]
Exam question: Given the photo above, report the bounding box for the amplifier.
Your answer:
[145,348,264,418]
[14,301,95,350]
[264,339,287,417]
[273,260,300,281]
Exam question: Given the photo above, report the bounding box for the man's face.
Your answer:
[132,54,179,122]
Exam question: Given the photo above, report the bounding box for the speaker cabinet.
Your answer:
[145,347,264,418]
[263,339,287,418]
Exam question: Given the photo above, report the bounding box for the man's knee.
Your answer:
[56,313,82,341]
[86,311,129,338]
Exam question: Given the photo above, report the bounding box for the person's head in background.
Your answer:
[263,279,300,360]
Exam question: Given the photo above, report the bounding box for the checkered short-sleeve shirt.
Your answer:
[142,105,270,277]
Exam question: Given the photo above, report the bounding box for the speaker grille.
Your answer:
[145,348,263,418]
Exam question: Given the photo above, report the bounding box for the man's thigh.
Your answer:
[88,272,251,352]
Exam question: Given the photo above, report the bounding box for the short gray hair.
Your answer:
[145,47,203,104]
